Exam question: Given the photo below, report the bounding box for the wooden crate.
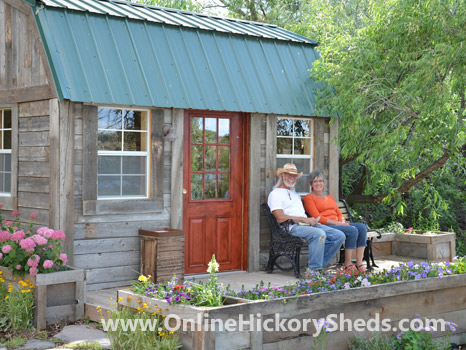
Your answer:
[0,266,85,329]
[119,274,466,349]
[393,231,456,262]
[139,228,185,283]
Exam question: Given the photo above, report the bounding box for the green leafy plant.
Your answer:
[349,332,395,350]
[65,341,104,350]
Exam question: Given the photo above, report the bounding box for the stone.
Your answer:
[20,339,56,349]
[54,325,111,349]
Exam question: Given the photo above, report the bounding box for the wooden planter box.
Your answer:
[1,266,86,329]
[139,228,185,283]
[118,274,466,349]
[393,231,456,262]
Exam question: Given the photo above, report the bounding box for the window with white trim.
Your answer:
[97,108,149,199]
[0,109,12,196]
[276,117,314,194]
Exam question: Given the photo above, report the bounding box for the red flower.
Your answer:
[174,285,185,291]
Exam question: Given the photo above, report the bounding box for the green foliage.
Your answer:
[132,0,202,12]
[0,277,35,333]
[65,341,104,350]
[104,306,181,350]
[4,337,27,349]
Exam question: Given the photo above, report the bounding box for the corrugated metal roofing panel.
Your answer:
[39,0,318,44]
[35,5,322,116]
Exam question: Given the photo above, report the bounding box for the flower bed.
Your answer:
[0,207,85,329]
[119,257,466,349]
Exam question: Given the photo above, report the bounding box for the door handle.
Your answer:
[182,189,187,194]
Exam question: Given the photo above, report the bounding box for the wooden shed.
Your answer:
[0,0,339,290]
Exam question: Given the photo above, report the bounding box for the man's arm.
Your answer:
[272,209,319,226]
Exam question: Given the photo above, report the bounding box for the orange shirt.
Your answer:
[302,194,343,224]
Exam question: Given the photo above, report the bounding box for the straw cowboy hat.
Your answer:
[276,163,303,178]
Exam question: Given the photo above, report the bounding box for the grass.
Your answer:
[65,341,104,350]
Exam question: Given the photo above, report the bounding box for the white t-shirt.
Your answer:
[267,188,306,218]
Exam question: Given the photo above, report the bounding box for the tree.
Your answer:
[310,0,465,212]
[133,0,202,12]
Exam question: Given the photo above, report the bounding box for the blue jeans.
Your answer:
[290,224,345,270]
[328,222,367,249]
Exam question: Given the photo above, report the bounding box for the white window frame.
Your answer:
[97,107,150,200]
[276,117,314,195]
[0,109,12,197]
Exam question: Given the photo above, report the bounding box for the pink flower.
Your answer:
[1,245,12,254]
[0,203,3,209]
[43,260,54,269]
[2,220,13,226]
[52,230,66,240]
[29,212,38,219]
[20,238,36,253]
[11,210,20,217]
[0,253,2,259]
[11,230,26,242]
[59,253,68,263]
[406,227,413,234]
[48,244,56,249]
[37,227,53,239]
[16,264,21,270]
[27,254,40,267]
[29,267,38,277]
[0,231,10,242]
[31,234,48,246]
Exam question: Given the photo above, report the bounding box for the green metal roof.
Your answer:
[33,0,324,116]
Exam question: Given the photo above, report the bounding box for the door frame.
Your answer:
[182,110,249,272]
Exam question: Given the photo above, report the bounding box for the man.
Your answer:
[267,163,345,277]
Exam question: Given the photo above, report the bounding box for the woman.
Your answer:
[303,169,367,272]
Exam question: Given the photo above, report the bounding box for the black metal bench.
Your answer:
[338,199,382,271]
[262,203,306,278]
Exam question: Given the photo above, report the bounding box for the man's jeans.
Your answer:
[290,224,345,270]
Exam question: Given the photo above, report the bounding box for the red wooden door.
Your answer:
[183,111,246,274]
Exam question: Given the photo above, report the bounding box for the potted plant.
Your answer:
[0,205,85,329]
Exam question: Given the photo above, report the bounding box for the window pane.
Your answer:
[191,173,203,199]
[219,119,230,144]
[124,110,147,131]
[277,138,292,154]
[294,120,310,137]
[98,108,122,130]
[205,174,216,199]
[277,118,292,136]
[122,156,146,175]
[3,173,10,193]
[205,118,217,143]
[3,110,11,128]
[218,173,229,199]
[219,146,230,171]
[294,138,311,155]
[98,176,121,196]
[3,130,11,150]
[124,131,147,151]
[98,156,121,174]
[98,130,122,151]
[191,117,203,143]
[3,154,11,172]
[191,145,203,171]
[122,175,146,196]
[205,146,216,172]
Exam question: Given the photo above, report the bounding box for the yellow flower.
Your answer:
[127,296,133,301]
[137,306,142,311]
[4,296,8,300]
[118,297,123,302]
[96,306,102,312]
[108,297,113,301]
[137,300,142,303]
[143,303,148,309]
[157,308,161,313]
[138,275,149,282]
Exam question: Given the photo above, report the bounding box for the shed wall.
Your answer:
[0,0,55,103]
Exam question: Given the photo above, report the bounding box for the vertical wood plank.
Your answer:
[10,105,18,209]
[75,278,85,321]
[5,3,12,89]
[313,118,326,174]
[248,114,261,272]
[328,119,339,200]
[265,114,276,200]
[49,98,59,229]
[82,105,98,200]
[150,109,164,202]
[0,1,5,90]
[35,285,47,330]
[170,109,184,229]
[59,100,75,263]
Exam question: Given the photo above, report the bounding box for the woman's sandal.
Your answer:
[355,264,367,273]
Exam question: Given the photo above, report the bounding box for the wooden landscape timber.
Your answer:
[118,274,466,349]
[0,266,85,329]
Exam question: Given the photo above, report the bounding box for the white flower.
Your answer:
[207,255,219,273]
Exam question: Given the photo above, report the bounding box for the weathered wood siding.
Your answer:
[72,103,178,290]
[255,115,333,270]
[0,0,55,104]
